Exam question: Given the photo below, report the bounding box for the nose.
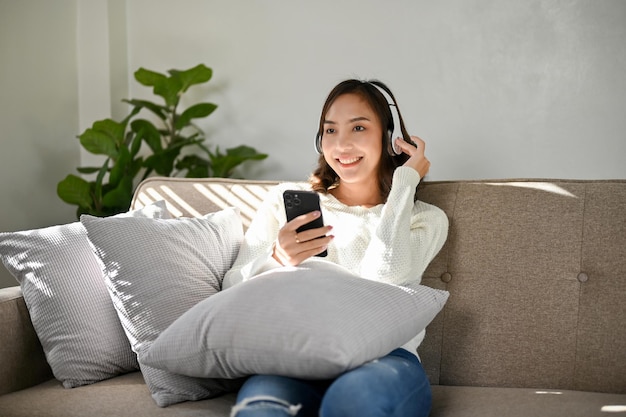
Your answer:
[335,130,354,150]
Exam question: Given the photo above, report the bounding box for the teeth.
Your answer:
[338,157,361,164]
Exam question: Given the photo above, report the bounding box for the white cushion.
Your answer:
[80,208,244,407]
[0,201,170,388]
[141,260,449,380]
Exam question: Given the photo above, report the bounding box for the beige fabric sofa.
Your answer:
[1,177,625,417]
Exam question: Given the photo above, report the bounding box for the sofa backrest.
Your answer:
[131,177,626,394]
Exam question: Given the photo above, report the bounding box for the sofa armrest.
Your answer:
[0,286,53,395]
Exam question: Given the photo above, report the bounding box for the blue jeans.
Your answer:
[230,348,432,417]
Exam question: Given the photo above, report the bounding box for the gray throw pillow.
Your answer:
[80,208,244,407]
[0,201,170,388]
[141,261,449,380]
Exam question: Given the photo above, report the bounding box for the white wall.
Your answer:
[0,0,80,288]
[1,0,625,288]
[125,0,626,181]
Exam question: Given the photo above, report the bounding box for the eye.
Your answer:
[325,128,336,134]
[354,125,365,132]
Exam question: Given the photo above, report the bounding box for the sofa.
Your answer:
[1,176,625,417]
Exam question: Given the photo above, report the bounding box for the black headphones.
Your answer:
[314,82,408,155]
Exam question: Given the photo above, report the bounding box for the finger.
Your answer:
[298,234,333,251]
[276,224,331,249]
[306,244,330,258]
[394,138,418,156]
[410,135,425,150]
[293,240,331,264]
[295,225,333,243]
[274,236,331,266]
[285,210,322,232]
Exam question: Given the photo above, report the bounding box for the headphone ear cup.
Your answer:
[390,137,402,156]
[314,133,323,154]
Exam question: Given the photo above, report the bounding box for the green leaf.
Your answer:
[130,130,143,157]
[155,76,183,107]
[134,68,167,87]
[123,99,168,120]
[209,145,268,178]
[92,119,126,147]
[143,147,181,176]
[75,205,93,218]
[108,146,131,187]
[57,175,93,208]
[228,145,268,160]
[176,154,210,169]
[186,165,210,178]
[175,102,217,130]
[79,127,118,159]
[76,166,103,174]
[102,177,133,210]
[131,119,162,153]
[135,67,181,107]
[94,159,110,206]
[169,64,213,93]
[165,136,204,150]
[175,154,210,178]
[130,157,144,178]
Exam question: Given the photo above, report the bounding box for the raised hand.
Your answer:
[395,136,430,179]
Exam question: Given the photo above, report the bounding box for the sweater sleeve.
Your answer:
[358,166,449,286]
[221,185,285,290]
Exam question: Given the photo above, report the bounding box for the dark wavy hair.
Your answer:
[310,79,414,203]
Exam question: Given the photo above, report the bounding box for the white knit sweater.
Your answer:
[222,166,449,356]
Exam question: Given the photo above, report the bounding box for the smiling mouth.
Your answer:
[337,157,362,165]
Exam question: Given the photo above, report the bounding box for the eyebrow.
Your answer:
[324,116,371,124]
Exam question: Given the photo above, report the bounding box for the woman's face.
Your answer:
[321,93,384,187]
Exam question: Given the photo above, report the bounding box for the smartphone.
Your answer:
[283,190,327,257]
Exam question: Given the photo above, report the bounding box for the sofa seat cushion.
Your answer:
[0,372,237,417]
[2,378,625,417]
[430,385,626,417]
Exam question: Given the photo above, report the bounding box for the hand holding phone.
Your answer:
[282,190,329,258]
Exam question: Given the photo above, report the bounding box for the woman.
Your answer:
[223,79,448,417]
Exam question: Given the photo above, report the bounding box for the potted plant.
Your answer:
[58,64,267,218]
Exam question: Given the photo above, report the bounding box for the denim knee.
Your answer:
[231,374,325,417]
[230,395,302,417]
[319,349,432,417]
